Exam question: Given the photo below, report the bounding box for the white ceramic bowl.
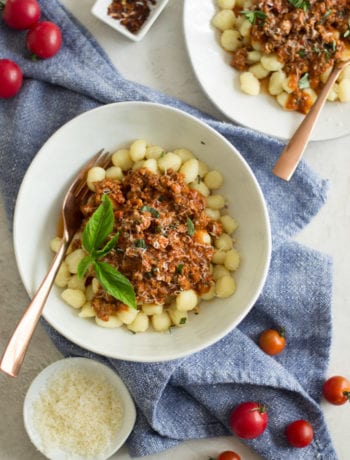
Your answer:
[23,357,136,460]
[14,101,271,362]
[91,0,169,42]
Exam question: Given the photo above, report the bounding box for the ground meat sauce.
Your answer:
[80,168,223,321]
[231,0,350,113]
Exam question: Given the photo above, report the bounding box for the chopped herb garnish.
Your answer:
[77,195,136,309]
[197,174,201,184]
[323,41,337,60]
[159,151,166,158]
[241,9,267,24]
[179,317,187,325]
[321,9,332,23]
[344,29,350,38]
[186,217,195,236]
[288,0,310,12]
[176,263,184,274]
[134,238,147,249]
[298,49,307,58]
[155,224,162,233]
[298,72,310,89]
[313,45,321,56]
[140,205,160,218]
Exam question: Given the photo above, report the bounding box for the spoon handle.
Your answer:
[272,64,345,181]
[0,239,68,378]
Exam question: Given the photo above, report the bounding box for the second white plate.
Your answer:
[183,0,350,141]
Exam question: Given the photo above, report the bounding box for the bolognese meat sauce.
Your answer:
[230,0,350,113]
[80,168,223,321]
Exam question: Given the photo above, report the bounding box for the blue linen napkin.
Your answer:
[0,1,335,459]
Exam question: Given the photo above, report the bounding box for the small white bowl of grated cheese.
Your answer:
[23,357,136,460]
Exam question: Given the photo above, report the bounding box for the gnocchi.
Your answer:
[52,139,240,333]
[213,1,350,113]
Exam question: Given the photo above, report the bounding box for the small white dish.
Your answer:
[91,0,169,42]
[23,358,136,460]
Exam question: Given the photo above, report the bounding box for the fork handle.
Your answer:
[272,64,344,181]
[0,239,69,377]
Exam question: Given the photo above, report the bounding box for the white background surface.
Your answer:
[1,0,350,459]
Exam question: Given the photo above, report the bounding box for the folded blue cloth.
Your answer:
[0,1,335,459]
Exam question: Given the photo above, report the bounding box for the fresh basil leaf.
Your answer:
[82,194,114,253]
[95,232,120,259]
[77,255,92,279]
[93,261,136,309]
[186,217,195,236]
[139,205,160,218]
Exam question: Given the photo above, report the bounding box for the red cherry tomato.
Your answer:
[0,59,23,99]
[258,328,286,355]
[285,420,314,448]
[217,451,241,460]
[3,0,41,30]
[229,401,268,439]
[26,21,62,59]
[322,375,350,405]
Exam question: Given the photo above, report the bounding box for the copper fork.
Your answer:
[0,149,110,378]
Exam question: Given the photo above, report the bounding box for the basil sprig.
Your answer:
[77,194,136,309]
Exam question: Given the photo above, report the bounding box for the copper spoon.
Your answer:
[273,59,350,181]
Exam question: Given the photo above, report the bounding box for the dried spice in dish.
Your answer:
[107,0,157,34]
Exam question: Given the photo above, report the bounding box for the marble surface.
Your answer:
[1,1,350,459]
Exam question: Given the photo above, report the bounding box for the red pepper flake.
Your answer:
[107,0,157,34]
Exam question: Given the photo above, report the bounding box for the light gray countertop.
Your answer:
[1,1,350,459]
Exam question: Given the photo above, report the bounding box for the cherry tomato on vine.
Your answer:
[3,0,41,30]
[26,21,62,59]
[229,401,268,439]
[217,451,241,460]
[258,327,286,355]
[0,59,23,98]
[322,375,350,405]
[285,420,314,448]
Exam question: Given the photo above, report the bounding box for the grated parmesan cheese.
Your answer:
[32,365,124,458]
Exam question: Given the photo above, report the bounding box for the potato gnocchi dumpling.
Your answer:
[51,139,240,333]
[212,0,350,113]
